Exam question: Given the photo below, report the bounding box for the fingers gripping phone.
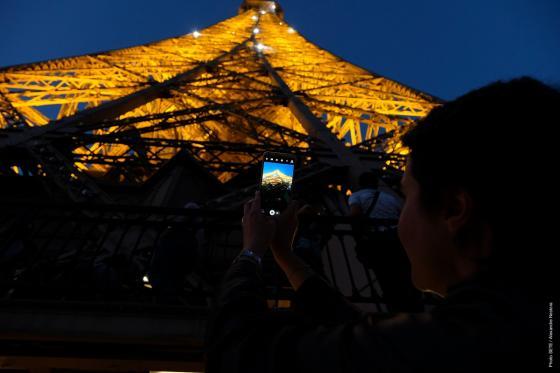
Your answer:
[259,152,296,216]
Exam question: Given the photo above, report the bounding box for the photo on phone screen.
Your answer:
[260,152,295,216]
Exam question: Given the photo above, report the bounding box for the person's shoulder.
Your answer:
[348,191,359,204]
[348,189,375,204]
[349,188,368,203]
[380,190,402,203]
[353,188,376,197]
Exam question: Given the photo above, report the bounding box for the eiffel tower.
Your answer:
[0,0,439,207]
[0,1,441,371]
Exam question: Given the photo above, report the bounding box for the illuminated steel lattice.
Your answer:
[0,0,440,201]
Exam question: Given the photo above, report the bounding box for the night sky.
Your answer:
[1,0,558,100]
[263,162,295,179]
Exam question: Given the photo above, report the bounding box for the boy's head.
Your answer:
[359,171,380,189]
[397,77,558,295]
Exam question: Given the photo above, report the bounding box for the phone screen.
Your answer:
[260,152,295,216]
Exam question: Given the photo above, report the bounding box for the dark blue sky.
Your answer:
[1,0,558,100]
[263,162,294,178]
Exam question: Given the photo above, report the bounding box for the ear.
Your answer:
[444,189,494,259]
[443,188,473,238]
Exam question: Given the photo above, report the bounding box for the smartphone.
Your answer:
[259,151,296,216]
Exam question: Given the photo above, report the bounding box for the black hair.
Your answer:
[359,171,380,189]
[401,77,558,293]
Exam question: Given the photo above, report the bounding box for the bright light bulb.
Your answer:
[253,27,260,34]
[192,30,201,38]
[287,27,295,34]
[254,43,271,52]
[142,275,149,283]
[251,15,258,21]
[270,3,277,11]
[260,10,266,15]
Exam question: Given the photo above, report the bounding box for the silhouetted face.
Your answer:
[398,159,456,295]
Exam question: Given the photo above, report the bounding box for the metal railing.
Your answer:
[0,202,399,312]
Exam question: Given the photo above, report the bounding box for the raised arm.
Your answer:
[275,251,366,324]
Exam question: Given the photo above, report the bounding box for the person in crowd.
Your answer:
[348,170,402,220]
[148,201,202,303]
[348,170,423,312]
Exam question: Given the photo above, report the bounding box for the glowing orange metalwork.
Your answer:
[0,1,440,182]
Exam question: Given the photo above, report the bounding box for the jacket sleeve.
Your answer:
[292,272,367,324]
[204,256,269,372]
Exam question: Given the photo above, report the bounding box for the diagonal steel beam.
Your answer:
[258,53,369,185]
[0,39,252,149]
[0,89,28,128]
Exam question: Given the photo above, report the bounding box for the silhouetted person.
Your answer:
[148,202,202,303]
[349,171,422,312]
[291,203,331,279]
[206,77,557,372]
[92,252,130,298]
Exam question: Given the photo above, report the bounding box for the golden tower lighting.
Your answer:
[0,0,440,203]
